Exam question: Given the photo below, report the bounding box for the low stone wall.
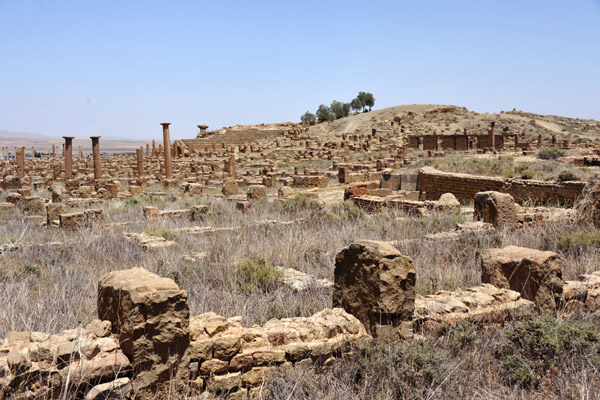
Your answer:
[0,268,370,399]
[418,167,585,205]
[188,308,370,398]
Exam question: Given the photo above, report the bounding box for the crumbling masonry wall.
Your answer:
[418,167,585,205]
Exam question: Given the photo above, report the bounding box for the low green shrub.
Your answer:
[498,314,600,387]
[557,169,579,181]
[537,146,566,160]
[520,169,534,179]
[234,255,282,293]
[282,195,321,213]
[556,230,600,252]
[144,227,179,240]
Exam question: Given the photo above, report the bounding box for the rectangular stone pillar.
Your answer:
[227,153,236,177]
[63,136,74,179]
[90,136,102,180]
[16,146,25,178]
[161,123,172,179]
[136,147,144,178]
[490,122,496,150]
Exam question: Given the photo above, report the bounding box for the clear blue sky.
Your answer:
[1,0,599,140]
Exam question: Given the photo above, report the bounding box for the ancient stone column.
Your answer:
[90,136,102,180]
[151,140,156,157]
[31,147,35,160]
[490,122,496,150]
[136,147,144,178]
[146,143,150,157]
[16,146,25,178]
[63,136,74,179]
[52,144,56,159]
[161,123,172,179]
[79,145,83,159]
[228,153,236,177]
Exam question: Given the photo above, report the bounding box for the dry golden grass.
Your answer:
[2,188,600,399]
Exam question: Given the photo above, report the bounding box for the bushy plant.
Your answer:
[234,255,282,293]
[557,169,579,181]
[520,169,534,179]
[537,146,566,160]
[498,314,600,387]
[282,195,321,213]
[556,230,600,252]
[324,200,364,221]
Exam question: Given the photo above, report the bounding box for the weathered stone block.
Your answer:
[247,185,267,200]
[59,212,85,230]
[481,246,564,311]
[474,191,517,229]
[97,267,190,397]
[333,240,416,338]
[222,178,239,196]
[23,196,45,217]
[47,203,66,226]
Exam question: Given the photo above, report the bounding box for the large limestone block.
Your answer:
[474,191,517,229]
[435,193,461,215]
[481,246,564,311]
[23,196,45,217]
[47,203,66,226]
[222,178,239,196]
[97,267,190,397]
[333,240,416,337]
[247,185,267,200]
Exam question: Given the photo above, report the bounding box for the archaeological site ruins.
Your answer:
[2,104,600,399]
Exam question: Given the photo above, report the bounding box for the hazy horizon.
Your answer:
[1,0,599,140]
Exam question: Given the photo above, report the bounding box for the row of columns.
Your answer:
[9,123,175,182]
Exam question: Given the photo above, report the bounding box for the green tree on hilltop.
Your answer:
[330,100,350,119]
[356,91,375,111]
[316,104,334,122]
[300,111,317,124]
[350,97,364,113]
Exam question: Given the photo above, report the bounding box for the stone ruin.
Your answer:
[3,233,598,398]
[0,267,369,399]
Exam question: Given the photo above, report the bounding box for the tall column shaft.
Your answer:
[90,136,102,180]
[63,137,74,179]
[161,123,172,179]
[136,147,144,178]
[16,146,25,178]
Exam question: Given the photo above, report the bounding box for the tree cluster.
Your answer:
[300,91,375,124]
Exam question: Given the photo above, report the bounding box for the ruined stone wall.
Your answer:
[440,136,455,150]
[182,129,284,151]
[421,135,437,151]
[188,308,369,397]
[0,268,369,399]
[477,135,504,150]
[407,134,508,151]
[408,136,419,149]
[418,167,585,205]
